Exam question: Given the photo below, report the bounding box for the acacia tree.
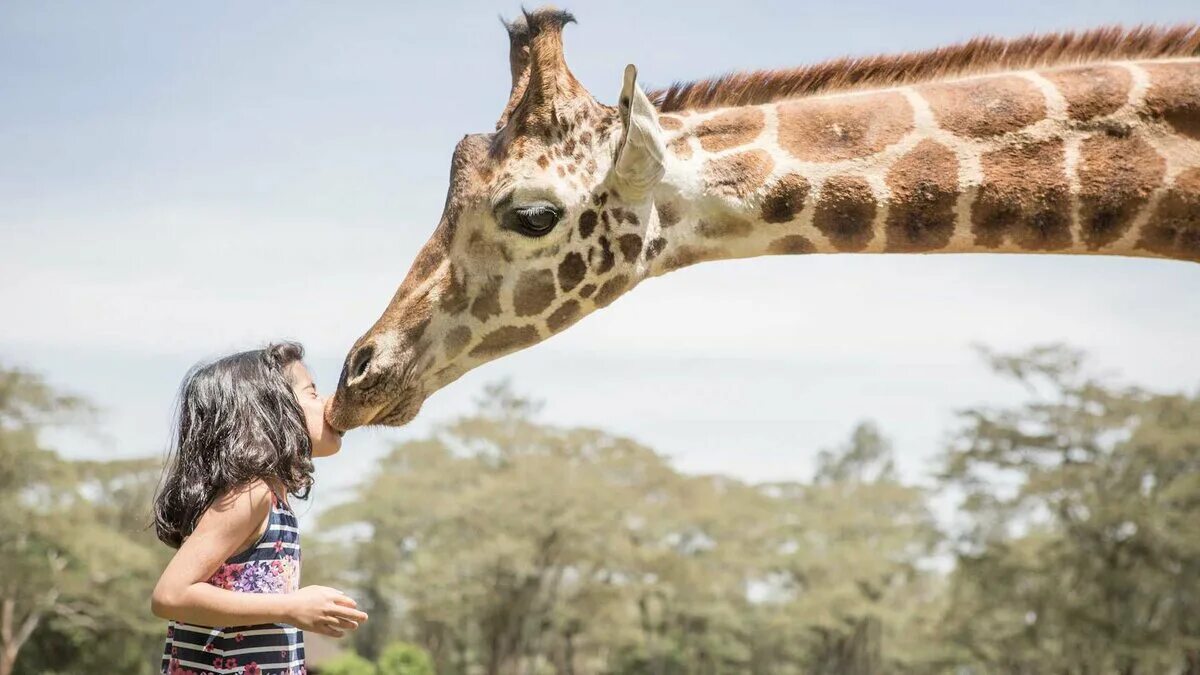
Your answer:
[939,345,1200,674]
[0,365,166,675]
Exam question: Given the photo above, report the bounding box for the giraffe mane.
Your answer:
[650,23,1200,112]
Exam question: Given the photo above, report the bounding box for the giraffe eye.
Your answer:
[507,203,561,237]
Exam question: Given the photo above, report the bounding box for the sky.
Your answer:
[2,0,1198,514]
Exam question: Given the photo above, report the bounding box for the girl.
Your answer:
[151,342,367,675]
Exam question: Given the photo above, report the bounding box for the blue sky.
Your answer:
[2,0,1198,512]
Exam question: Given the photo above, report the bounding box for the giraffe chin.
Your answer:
[325,389,425,432]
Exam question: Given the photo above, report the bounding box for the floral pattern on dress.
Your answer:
[206,554,300,594]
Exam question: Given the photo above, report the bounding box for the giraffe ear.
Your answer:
[613,64,665,196]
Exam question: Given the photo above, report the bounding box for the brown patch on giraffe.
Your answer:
[443,325,472,360]
[922,75,1046,138]
[579,283,596,298]
[596,236,616,273]
[537,154,550,169]
[658,115,683,130]
[646,237,667,260]
[1139,167,1200,261]
[661,245,720,271]
[884,140,959,252]
[813,175,877,251]
[761,173,810,224]
[704,150,774,199]
[557,252,587,292]
[778,92,913,162]
[438,267,469,314]
[972,139,1072,250]
[469,277,502,322]
[1044,65,1131,121]
[694,107,766,152]
[469,325,540,359]
[513,269,557,317]
[767,235,816,255]
[594,275,631,308]
[1077,133,1165,250]
[617,234,643,262]
[546,299,581,332]
[669,137,693,160]
[696,215,753,238]
[1142,62,1200,140]
[656,201,681,227]
[578,210,598,238]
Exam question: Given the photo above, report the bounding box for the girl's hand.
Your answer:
[285,586,368,638]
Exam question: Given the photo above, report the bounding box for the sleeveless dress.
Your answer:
[161,492,305,675]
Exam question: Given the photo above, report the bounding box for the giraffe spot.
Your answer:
[618,234,643,262]
[443,325,472,360]
[922,75,1046,138]
[558,252,587,292]
[580,131,593,145]
[662,245,719,271]
[438,267,469,313]
[557,166,566,177]
[594,275,631,308]
[469,325,540,359]
[658,115,684,130]
[593,192,609,207]
[669,137,693,159]
[767,235,815,255]
[778,92,913,162]
[704,150,774,199]
[656,201,681,227]
[1077,133,1164,250]
[579,283,597,298]
[695,107,765,152]
[972,139,1072,250]
[596,236,616,273]
[1143,62,1200,140]
[761,173,810,224]
[578,210,598,238]
[884,140,959,252]
[1139,167,1200,261]
[469,277,502,322]
[513,269,557,317]
[813,175,876,251]
[1044,65,1131,121]
[537,155,550,169]
[646,237,667,260]
[697,216,753,238]
[546,299,581,332]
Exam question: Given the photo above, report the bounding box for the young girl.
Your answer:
[151,342,367,675]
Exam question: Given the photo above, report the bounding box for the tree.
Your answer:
[377,641,436,675]
[938,345,1200,674]
[320,652,377,675]
[0,364,168,675]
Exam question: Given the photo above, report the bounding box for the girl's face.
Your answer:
[286,361,343,458]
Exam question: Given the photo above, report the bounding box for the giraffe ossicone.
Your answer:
[326,7,1200,431]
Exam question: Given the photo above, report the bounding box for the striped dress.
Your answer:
[162,492,305,675]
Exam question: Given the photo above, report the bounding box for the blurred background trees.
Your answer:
[2,345,1197,674]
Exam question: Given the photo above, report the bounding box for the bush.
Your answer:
[319,651,377,675]
[377,641,435,675]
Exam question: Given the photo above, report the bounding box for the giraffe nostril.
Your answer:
[348,344,375,384]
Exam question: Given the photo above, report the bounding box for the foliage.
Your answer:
[0,363,169,675]
[377,641,436,675]
[319,651,378,675]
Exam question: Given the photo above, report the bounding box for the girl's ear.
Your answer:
[613,64,666,197]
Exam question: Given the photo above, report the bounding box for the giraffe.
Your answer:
[325,7,1200,431]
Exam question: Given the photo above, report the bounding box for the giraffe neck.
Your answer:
[640,58,1200,277]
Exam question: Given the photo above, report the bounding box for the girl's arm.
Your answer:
[150,480,367,637]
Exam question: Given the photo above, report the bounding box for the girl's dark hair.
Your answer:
[154,342,314,548]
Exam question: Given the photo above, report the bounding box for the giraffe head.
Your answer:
[327,7,667,430]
